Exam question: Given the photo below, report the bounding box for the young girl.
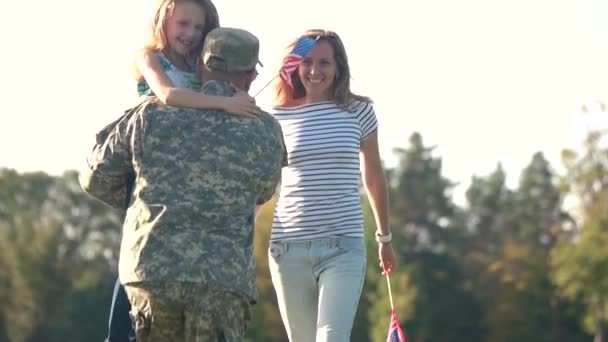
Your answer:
[133,0,258,117]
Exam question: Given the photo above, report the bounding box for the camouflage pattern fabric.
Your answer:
[79,80,287,304]
[203,28,262,72]
[79,106,142,209]
[125,281,249,342]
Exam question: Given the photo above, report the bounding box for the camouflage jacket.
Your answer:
[79,80,287,303]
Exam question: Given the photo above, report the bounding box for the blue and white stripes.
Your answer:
[270,100,378,241]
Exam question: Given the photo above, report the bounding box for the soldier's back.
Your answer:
[119,83,285,301]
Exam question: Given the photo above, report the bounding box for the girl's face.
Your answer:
[165,1,206,56]
[297,40,337,102]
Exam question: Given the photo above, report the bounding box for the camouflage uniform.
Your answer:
[80,28,286,342]
[126,282,249,341]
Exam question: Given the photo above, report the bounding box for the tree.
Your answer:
[0,169,121,341]
[552,131,608,342]
[508,152,587,342]
[461,164,517,342]
[370,133,483,342]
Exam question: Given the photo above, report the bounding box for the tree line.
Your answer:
[0,129,606,341]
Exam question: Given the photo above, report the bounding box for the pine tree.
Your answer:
[552,131,608,342]
[369,133,482,342]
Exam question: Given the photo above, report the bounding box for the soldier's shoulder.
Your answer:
[256,109,273,121]
[257,110,282,131]
[138,100,203,125]
[93,99,157,143]
[128,97,163,116]
[201,80,235,97]
[256,109,278,124]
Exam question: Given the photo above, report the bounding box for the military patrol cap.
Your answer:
[202,27,263,72]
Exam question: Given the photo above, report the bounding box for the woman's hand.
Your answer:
[378,242,397,275]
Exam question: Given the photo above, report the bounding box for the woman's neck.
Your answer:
[282,97,330,108]
[303,94,330,104]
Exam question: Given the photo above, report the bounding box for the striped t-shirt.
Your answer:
[270,100,378,241]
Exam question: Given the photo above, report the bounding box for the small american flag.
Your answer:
[386,309,406,342]
[279,36,317,89]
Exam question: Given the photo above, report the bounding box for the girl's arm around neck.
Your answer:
[136,49,222,109]
[135,49,258,116]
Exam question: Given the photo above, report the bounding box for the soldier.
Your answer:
[80,27,287,342]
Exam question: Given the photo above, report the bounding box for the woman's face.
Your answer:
[297,40,337,102]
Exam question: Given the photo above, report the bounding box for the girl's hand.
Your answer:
[379,243,397,275]
[222,91,259,117]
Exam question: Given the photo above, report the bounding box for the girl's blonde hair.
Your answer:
[133,0,220,81]
[273,29,371,109]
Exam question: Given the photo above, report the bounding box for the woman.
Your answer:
[268,29,397,342]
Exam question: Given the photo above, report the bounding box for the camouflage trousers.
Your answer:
[124,281,250,342]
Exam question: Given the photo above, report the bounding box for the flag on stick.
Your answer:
[279,36,317,89]
[386,274,406,342]
[387,309,406,342]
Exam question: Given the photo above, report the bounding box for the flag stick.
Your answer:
[253,73,280,98]
[386,274,395,310]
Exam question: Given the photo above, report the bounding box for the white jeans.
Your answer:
[268,236,366,342]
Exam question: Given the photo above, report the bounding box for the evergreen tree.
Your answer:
[552,131,608,342]
[369,133,482,342]
[511,152,587,341]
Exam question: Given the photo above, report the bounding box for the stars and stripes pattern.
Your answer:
[279,36,317,89]
[387,309,406,342]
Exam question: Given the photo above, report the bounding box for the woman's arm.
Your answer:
[135,50,258,117]
[360,130,396,274]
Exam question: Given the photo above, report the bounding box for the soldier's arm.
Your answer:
[79,115,136,209]
[255,124,288,205]
[256,174,280,206]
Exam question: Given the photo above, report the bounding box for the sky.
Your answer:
[2,0,607,204]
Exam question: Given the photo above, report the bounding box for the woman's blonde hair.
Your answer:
[273,29,371,109]
[132,0,220,80]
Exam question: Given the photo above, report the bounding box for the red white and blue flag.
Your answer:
[279,36,317,89]
[386,309,406,342]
